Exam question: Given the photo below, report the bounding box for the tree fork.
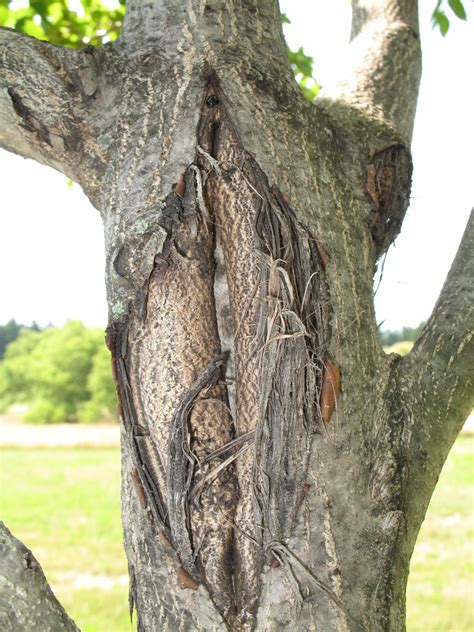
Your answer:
[2,1,473,630]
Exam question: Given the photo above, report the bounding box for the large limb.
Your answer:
[310,1,422,264]
[0,28,110,202]
[399,210,474,538]
[0,522,78,631]
[322,0,421,143]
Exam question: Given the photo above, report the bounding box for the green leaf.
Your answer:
[288,46,314,79]
[448,0,467,20]
[46,2,65,23]
[16,16,46,40]
[281,13,320,101]
[0,5,10,21]
[432,9,450,35]
[1,0,125,48]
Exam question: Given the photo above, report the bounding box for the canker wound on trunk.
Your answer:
[108,80,335,627]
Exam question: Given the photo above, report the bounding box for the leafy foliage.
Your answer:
[281,12,320,100]
[0,320,117,422]
[78,342,118,422]
[432,0,468,35]
[0,318,41,359]
[0,0,125,48]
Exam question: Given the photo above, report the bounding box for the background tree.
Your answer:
[0,319,23,359]
[78,340,119,421]
[378,323,426,347]
[0,321,116,422]
[0,318,41,359]
[0,2,472,631]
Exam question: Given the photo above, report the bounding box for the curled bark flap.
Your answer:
[320,358,341,423]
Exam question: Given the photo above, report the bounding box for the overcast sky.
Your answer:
[0,1,472,331]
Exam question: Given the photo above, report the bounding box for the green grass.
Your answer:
[0,440,472,631]
[384,340,414,356]
[407,436,474,631]
[0,449,131,632]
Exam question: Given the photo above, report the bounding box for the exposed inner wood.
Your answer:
[199,90,265,623]
[199,83,331,625]
[107,169,237,620]
[107,81,333,627]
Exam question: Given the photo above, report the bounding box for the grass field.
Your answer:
[407,436,474,631]
[0,439,472,631]
[0,449,129,632]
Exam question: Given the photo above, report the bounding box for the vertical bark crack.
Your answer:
[198,79,333,626]
[107,167,238,623]
[107,77,336,630]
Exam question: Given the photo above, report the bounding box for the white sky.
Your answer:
[0,1,473,331]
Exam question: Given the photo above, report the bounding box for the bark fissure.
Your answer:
[107,165,238,623]
[105,79,336,629]
[199,85,265,623]
[7,86,52,146]
[197,81,335,626]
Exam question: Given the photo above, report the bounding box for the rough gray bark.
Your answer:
[1,1,473,631]
[325,0,421,142]
[0,522,79,631]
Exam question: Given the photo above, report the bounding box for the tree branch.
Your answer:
[0,28,108,198]
[0,521,79,631]
[322,0,422,143]
[408,209,473,427]
[400,210,473,506]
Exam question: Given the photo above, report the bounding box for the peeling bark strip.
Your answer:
[167,354,229,583]
[253,188,328,543]
[130,467,148,511]
[198,81,332,624]
[320,358,341,423]
[106,321,169,532]
[106,168,237,620]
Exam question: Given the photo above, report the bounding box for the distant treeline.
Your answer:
[0,320,116,423]
[378,322,425,347]
[0,319,425,424]
[0,319,44,360]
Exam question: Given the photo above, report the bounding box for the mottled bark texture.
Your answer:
[1,0,473,630]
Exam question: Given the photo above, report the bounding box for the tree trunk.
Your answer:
[0,1,473,630]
